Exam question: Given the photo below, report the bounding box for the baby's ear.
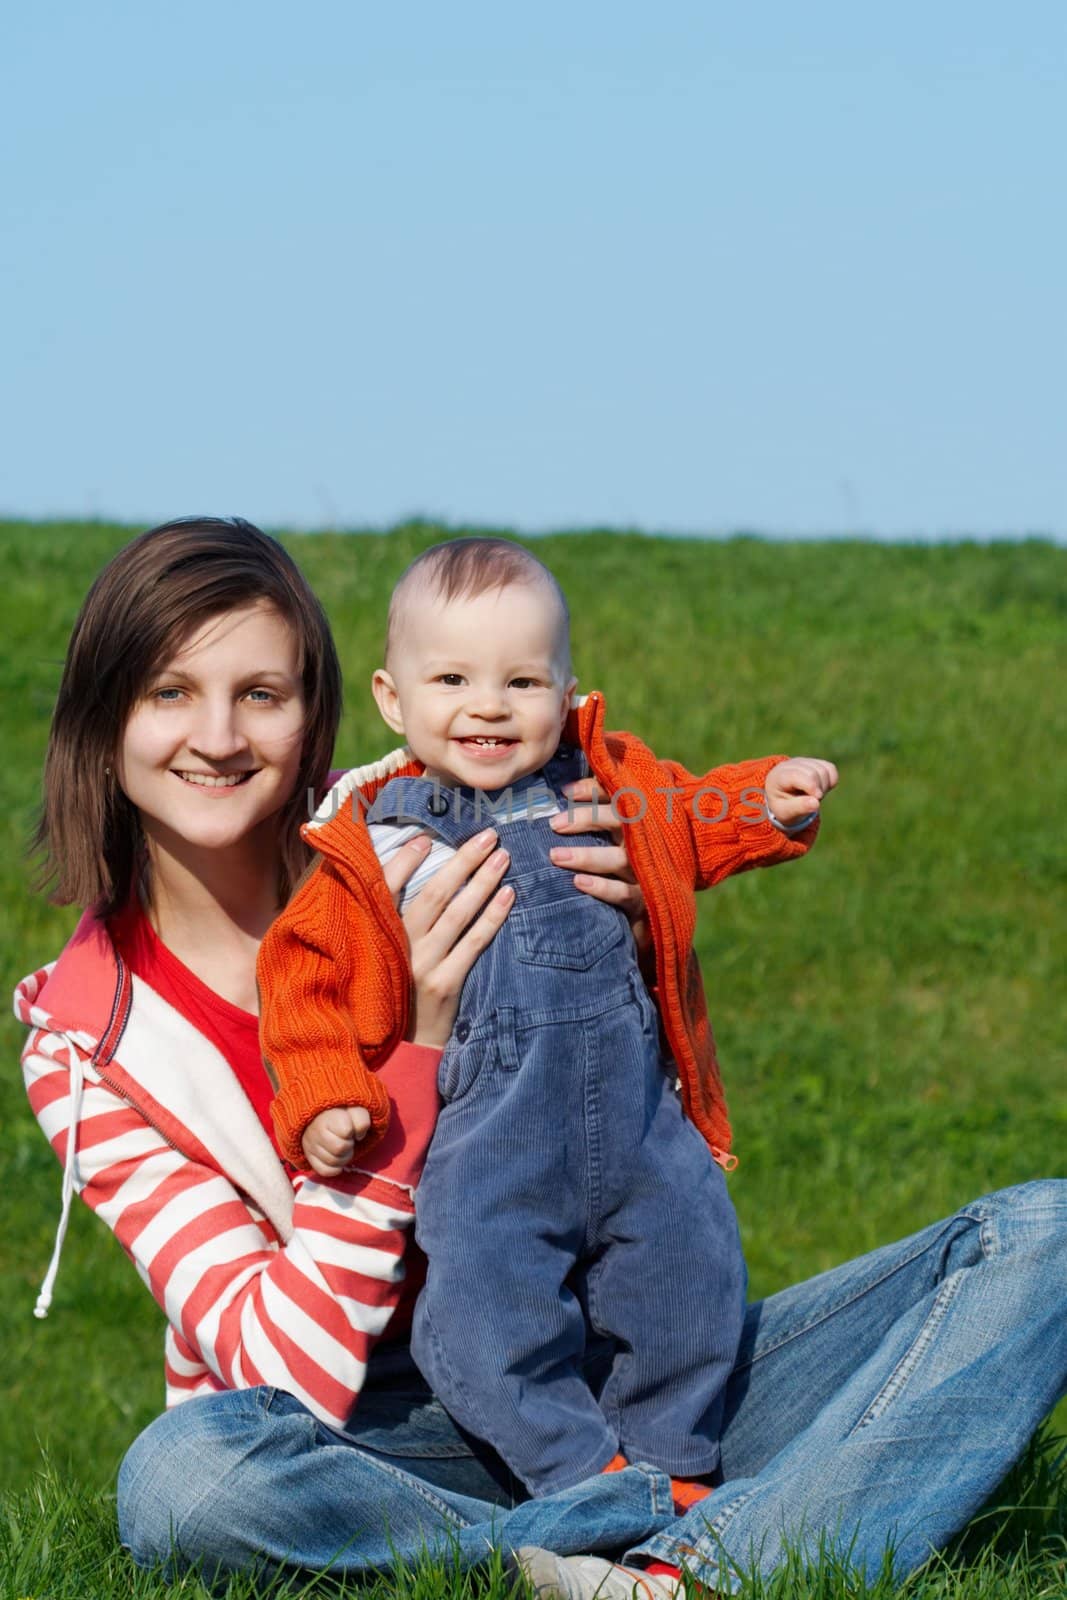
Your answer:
[560,676,579,727]
[371,669,405,736]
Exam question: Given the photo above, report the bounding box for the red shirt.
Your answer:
[109,899,283,1160]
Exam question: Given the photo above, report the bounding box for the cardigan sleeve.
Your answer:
[22,1025,438,1429]
[654,752,820,890]
[258,853,409,1169]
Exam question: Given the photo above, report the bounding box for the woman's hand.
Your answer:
[548,778,651,957]
[381,829,514,1049]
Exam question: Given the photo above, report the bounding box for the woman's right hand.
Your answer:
[380,828,513,1048]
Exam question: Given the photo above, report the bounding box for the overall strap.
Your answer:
[369,749,587,850]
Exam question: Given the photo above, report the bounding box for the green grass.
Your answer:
[1,520,1065,1595]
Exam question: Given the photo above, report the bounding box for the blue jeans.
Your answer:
[374,763,744,1494]
[117,1180,1067,1590]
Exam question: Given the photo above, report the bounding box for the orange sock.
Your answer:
[670,1475,713,1514]
[600,1452,629,1474]
[645,1561,684,1581]
[646,1555,723,1593]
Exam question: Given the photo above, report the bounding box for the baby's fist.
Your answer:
[301,1105,372,1178]
[765,757,839,826]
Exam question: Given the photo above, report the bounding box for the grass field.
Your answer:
[1,520,1064,1597]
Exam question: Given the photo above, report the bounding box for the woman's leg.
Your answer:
[117,1385,676,1582]
[623,1180,1067,1590]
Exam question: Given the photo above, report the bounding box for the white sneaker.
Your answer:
[513,1546,686,1600]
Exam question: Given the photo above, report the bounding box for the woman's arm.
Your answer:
[23,1026,420,1428]
[23,833,512,1429]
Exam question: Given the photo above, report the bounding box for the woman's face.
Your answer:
[117,602,306,863]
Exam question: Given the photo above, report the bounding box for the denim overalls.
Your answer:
[371,750,746,1497]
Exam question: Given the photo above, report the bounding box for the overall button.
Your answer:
[454,1020,471,1042]
[427,792,450,817]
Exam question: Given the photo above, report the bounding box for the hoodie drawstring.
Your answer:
[34,1037,85,1318]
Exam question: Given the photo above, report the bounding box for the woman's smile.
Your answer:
[172,769,258,790]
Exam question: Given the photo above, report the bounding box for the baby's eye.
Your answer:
[436,674,465,687]
[510,677,540,690]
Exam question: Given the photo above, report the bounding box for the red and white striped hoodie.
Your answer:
[15,909,440,1429]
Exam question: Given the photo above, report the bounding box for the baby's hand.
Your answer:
[301,1105,372,1178]
[764,757,839,827]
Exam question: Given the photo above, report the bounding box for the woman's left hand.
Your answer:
[549,778,651,957]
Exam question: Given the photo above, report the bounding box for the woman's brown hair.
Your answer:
[34,517,343,914]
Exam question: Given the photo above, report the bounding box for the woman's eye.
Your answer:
[246,688,276,704]
[151,687,184,703]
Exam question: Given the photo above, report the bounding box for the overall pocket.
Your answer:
[437,1028,495,1105]
[437,1006,523,1107]
[510,895,625,971]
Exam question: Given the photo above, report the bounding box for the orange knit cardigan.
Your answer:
[258,692,818,1169]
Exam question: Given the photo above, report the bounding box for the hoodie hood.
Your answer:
[14,910,126,1057]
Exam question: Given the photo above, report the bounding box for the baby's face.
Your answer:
[374,582,576,790]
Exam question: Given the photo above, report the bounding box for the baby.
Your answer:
[264,538,835,1502]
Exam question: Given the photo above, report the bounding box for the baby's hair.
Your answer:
[386,537,570,669]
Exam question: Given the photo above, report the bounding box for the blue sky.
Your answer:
[3,3,1064,537]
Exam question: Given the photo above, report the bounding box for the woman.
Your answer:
[18,518,1067,1594]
